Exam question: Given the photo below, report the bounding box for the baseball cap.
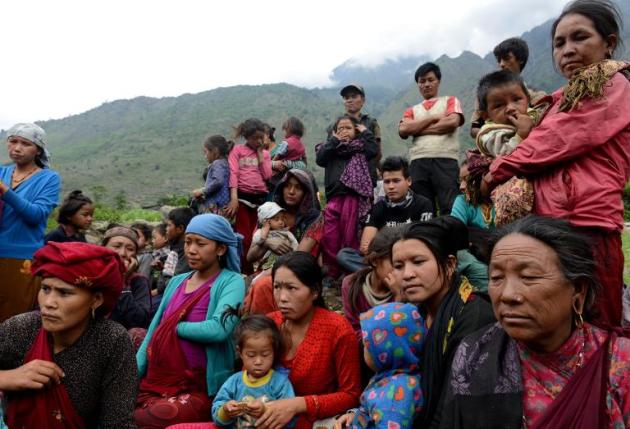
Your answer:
[257,202,286,223]
[340,84,365,97]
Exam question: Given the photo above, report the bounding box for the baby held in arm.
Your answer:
[474,70,544,225]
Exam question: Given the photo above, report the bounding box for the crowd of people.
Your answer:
[0,0,629,428]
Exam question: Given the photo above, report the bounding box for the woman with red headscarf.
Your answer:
[0,241,138,428]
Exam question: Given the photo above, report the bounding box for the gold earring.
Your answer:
[91,307,96,319]
[573,300,584,329]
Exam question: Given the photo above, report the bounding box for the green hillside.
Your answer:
[1,1,628,206]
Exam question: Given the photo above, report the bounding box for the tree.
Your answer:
[90,185,107,203]
[114,190,128,210]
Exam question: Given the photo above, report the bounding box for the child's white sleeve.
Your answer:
[251,228,263,245]
[275,141,289,157]
[162,251,178,277]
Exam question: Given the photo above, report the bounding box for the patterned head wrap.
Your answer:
[102,226,139,251]
[7,123,50,168]
[32,242,125,314]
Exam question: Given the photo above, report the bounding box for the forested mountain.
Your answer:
[1,1,628,205]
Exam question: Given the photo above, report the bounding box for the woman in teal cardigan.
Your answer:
[135,214,245,428]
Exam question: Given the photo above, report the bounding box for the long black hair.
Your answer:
[395,216,469,288]
[234,118,266,140]
[203,134,234,159]
[57,190,92,226]
[347,227,400,314]
[551,0,623,58]
[272,251,326,308]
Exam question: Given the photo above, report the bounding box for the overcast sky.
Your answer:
[0,0,571,130]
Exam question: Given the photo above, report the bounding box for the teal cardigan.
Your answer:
[136,269,245,396]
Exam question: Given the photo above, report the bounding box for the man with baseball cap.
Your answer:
[327,83,382,186]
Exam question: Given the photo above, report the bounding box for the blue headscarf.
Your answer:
[185,214,242,273]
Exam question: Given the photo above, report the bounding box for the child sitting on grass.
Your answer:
[334,302,425,429]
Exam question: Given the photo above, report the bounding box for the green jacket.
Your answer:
[136,269,245,396]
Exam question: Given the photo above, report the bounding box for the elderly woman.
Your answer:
[256,251,361,429]
[441,216,630,428]
[390,216,495,428]
[103,225,152,330]
[0,242,137,428]
[243,169,323,315]
[0,123,61,322]
[135,214,245,428]
[485,0,630,327]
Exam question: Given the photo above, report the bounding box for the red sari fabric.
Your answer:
[6,328,85,429]
[519,324,630,428]
[242,275,278,316]
[138,282,209,401]
[135,282,214,428]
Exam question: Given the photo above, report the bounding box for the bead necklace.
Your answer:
[11,166,39,187]
[521,327,587,428]
[532,332,586,398]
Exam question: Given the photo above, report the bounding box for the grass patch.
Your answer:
[46,205,163,232]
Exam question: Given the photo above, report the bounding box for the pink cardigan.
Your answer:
[228,144,272,195]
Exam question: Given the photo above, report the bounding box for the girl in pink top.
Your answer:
[226,118,272,274]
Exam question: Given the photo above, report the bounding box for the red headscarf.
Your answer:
[31,242,125,314]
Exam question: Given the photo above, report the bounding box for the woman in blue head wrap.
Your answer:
[135,214,245,427]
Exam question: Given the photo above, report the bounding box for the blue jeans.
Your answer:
[336,248,368,274]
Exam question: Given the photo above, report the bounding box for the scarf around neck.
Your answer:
[361,272,392,307]
[559,59,630,113]
[385,190,414,209]
[339,139,373,221]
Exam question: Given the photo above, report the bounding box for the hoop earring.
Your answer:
[573,300,584,329]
